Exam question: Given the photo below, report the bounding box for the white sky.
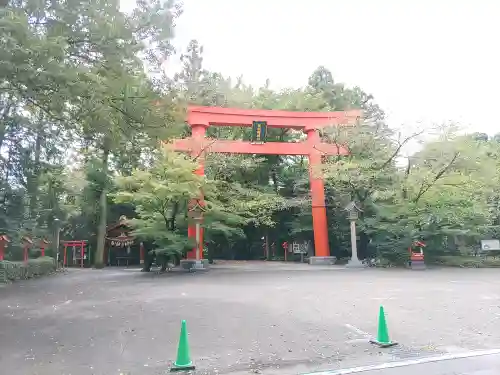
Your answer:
[124,0,500,136]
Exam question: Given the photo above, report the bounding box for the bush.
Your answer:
[0,256,56,283]
[434,255,500,268]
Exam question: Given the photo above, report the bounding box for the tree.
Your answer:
[2,6,498,269]
[114,151,202,265]
[113,149,289,266]
[0,0,183,264]
[59,0,183,267]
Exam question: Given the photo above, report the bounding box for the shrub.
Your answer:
[0,256,56,283]
[434,255,500,268]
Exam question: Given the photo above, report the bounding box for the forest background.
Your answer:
[2,0,499,267]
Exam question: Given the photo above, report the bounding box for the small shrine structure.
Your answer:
[105,216,142,266]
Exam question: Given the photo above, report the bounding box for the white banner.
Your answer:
[481,239,500,251]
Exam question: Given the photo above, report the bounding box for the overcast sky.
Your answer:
[123,0,500,136]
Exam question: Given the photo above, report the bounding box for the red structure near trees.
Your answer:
[22,236,33,263]
[171,105,360,263]
[61,240,87,268]
[0,235,10,261]
[39,238,49,257]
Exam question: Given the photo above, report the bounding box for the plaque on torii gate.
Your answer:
[169,105,361,265]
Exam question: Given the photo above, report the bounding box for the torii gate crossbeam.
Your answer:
[171,105,361,265]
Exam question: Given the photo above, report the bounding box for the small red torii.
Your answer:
[61,240,87,268]
[0,235,10,261]
[169,105,360,263]
[409,240,426,263]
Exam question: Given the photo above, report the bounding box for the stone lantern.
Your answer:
[186,199,207,270]
[344,201,364,268]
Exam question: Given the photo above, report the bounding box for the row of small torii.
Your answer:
[0,235,87,267]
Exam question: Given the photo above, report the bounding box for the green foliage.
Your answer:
[435,256,500,268]
[114,151,201,256]
[1,0,499,269]
[113,149,289,257]
[0,257,56,283]
[348,133,496,263]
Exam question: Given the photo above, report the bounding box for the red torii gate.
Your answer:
[171,105,360,264]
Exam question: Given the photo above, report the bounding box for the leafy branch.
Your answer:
[412,151,460,203]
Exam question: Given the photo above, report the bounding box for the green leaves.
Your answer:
[113,151,202,256]
[5,9,500,269]
[358,133,496,262]
[112,146,290,257]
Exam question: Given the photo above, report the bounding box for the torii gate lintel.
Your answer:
[171,105,361,264]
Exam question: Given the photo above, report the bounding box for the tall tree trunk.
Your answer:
[94,142,110,268]
[265,232,270,260]
[0,122,6,151]
[170,201,179,231]
[0,94,13,150]
[28,123,43,218]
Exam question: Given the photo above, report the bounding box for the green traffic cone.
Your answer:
[170,320,195,372]
[369,305,398,348]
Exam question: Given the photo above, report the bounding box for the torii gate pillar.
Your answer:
[186,123,208,261]
[306,128,330,262]
[172,105,361,265]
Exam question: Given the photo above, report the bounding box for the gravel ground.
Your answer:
[1,262,500,375]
